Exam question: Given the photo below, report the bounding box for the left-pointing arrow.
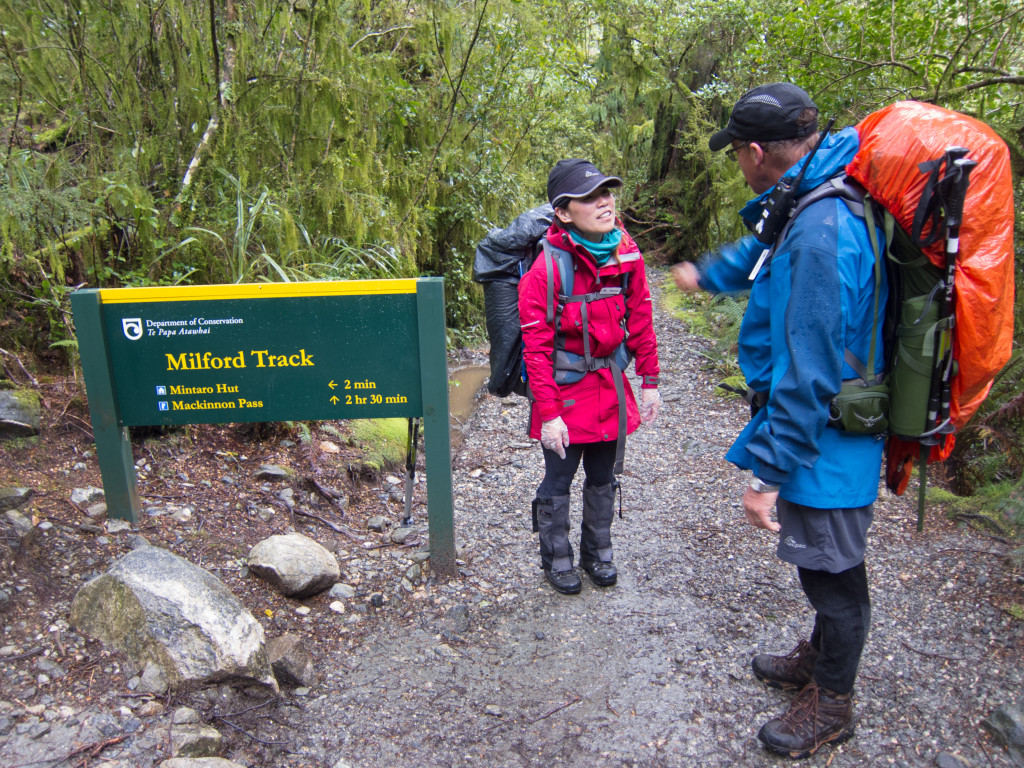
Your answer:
[328,380,337,389]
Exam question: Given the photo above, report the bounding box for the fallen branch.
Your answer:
[528,695,582,724]
[930,547,1009,559]
[950,513,1008,536]
[292,507,362,541]
[899,640,965,662]
[64,735,128,768]
[0,347,38,387]
[213,714,288,745]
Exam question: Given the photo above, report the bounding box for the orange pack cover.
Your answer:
[847,102,1015,492]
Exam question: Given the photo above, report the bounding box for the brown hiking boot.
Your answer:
[757,681,855,759]
[752,639,818,692]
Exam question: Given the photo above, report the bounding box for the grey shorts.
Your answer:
[776,498,873,573]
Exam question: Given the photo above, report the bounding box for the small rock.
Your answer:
[369,593,384,608]
[446,604,470,634]
[4,509,33,538]
[70,487,104,506]
[107,519,131,534]
[138,661,168,695]
[366,515,388,532]
[255,464,293,481]
[137,700,165,717]
[84,501,108,520]
[267,632,317,688]
[329,601,345,613]
[319,440,340,453]
[328,584,356,600]
[170,723,222,757]
[390,527,418,545]
[484,704,503,717]
[0,487,33,513]
[169,508,192,523]
[172,707,200,724]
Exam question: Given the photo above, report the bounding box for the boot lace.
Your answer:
[784,682,847,748]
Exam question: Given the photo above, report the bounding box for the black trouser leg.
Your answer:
[798,561,871,695]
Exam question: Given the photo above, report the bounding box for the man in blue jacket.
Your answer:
[674,83,887,758]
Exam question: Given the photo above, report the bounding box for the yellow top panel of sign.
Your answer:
[97,279,419,304]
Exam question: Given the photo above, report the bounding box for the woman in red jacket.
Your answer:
[518,159,661,594]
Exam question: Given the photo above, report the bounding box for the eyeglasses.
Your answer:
[725,141,750,162]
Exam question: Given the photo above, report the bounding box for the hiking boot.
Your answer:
[752,639,818,692]
[544,568,582,595]
[757,681,854,759]
[582,559,617,587]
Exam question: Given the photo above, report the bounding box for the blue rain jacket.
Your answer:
[697,127,887,508]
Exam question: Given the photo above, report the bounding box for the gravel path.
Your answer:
[287,272,1024,767]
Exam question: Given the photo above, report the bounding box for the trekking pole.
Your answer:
[936,156,977,429]
[402,417,419,526]
[922,147,971,438]
[917,150,976,532]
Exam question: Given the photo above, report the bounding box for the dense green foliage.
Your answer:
[1,0,1021,526]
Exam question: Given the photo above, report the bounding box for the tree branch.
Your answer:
[939,75,1024,101]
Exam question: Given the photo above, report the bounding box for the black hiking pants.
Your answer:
[799,561,871,695]
[537,441,617,497]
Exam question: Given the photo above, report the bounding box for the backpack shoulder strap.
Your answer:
[775,175,866,249]
[777,176,886,386]
[541,239,575,324]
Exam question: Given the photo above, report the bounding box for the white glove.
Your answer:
[540,416,570,459]
[640,387,661,424]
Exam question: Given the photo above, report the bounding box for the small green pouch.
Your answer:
[828,379,890,434]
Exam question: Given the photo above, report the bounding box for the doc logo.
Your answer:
[122,318,143,341]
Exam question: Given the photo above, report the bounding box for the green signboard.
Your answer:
[71,278,455,578]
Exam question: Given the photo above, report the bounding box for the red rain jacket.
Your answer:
[518,223,660,443]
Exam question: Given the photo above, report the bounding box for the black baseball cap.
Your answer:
[709,83,818,152]
[547,159,622,208]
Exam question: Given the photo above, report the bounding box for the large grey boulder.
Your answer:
[0,388,41,438]
[69,546,278,694]
[247,533,340,598]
